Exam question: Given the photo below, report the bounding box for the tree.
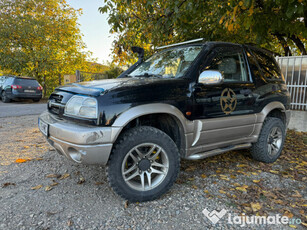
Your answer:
[0,0,91,96]
[100,0,307,65]
[103,64,123,79]
[222,0,307,56]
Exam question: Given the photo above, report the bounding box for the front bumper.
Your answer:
[38,111,121,165]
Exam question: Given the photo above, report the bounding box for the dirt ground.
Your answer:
[0,115,306,229]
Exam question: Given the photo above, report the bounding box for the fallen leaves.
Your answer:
[192,185,198,189]
[31,185,43,190]
[235,185,249,193]
[15,158,30,163]
[291,190,302,198]
[95,182,104,185]
[59,173,70,180]
[219,175,230,181]
[50,182,58,187]
[45,186,53,191]
[250,202,262,212]
[2,182,16,187]
[124,200,129,209]
[67,220,73,227]
[46,174,61,179]
[77,177,85,184]
[200,174,207,178]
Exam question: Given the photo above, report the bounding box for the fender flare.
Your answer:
[256,101,287,123]
[112,103,194,134]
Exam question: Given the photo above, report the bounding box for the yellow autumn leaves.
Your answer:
[31,173,70,192]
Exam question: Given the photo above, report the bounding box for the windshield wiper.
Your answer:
[134,73,163,78]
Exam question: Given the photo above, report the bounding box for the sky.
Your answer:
[67,0,114,64]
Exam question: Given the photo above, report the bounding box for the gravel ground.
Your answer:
[0,115,306,229]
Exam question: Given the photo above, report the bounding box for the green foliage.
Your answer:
[100,0,307,65]
[223,0,307,56]
[103,64,123,79]
[0,0,92,96]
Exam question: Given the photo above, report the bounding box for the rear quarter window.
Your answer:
[248,47,284,82]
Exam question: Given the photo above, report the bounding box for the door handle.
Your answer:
[240,88,252,96]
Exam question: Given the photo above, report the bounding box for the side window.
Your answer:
[202,47,249,82]
[249,47,283,81]
[4,77,12,85]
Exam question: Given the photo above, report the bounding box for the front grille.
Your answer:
[50,93,63,103]
[48,92,66,115]
[50,106,60,114]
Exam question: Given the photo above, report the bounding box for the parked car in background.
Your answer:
[0,75,43,103]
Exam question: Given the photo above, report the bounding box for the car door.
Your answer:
[192,44,257,150]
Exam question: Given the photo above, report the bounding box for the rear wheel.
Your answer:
[251,117,285,163]
[107,126,180,202]
[1,91,10,103]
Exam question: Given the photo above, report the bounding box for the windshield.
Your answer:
[129,46,202,78]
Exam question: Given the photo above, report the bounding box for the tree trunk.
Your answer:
[43,75,46,98]
[273,33,292,56]
[289,35,307,55]
[58,74,61,85]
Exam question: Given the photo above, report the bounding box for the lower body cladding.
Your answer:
[39,111,120,165]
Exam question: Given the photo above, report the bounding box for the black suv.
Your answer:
[38,40,291,202]
[0,75,43,103]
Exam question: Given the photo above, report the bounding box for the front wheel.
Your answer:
[251,117,285,163]
[107,126,180,202]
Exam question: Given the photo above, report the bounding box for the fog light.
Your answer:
[68,147,82,163]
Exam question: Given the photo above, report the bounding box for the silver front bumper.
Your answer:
[38,111,121,165]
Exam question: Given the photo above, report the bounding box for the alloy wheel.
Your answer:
[121,143,169,191]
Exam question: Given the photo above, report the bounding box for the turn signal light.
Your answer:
[37,86,43,91]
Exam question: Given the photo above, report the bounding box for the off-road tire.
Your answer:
[107,126,180,202]
[1,91,10,103]
[251,117,285,163]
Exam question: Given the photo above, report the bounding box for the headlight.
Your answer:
[64,96,98,119]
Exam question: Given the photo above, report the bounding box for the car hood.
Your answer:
[56,77,181,96]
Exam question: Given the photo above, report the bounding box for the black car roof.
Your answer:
[158,40,275,56]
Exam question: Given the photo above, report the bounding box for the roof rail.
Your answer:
[156,38,204,50]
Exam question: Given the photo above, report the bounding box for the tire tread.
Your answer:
[107,126,180,202]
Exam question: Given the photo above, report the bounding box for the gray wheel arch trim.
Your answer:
[256,101,287,123]
[253,101,290,139]
[112,103,194,134]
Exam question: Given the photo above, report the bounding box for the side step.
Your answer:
[186,143,252,160]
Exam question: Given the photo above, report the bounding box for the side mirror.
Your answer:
[198,70,224,85]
